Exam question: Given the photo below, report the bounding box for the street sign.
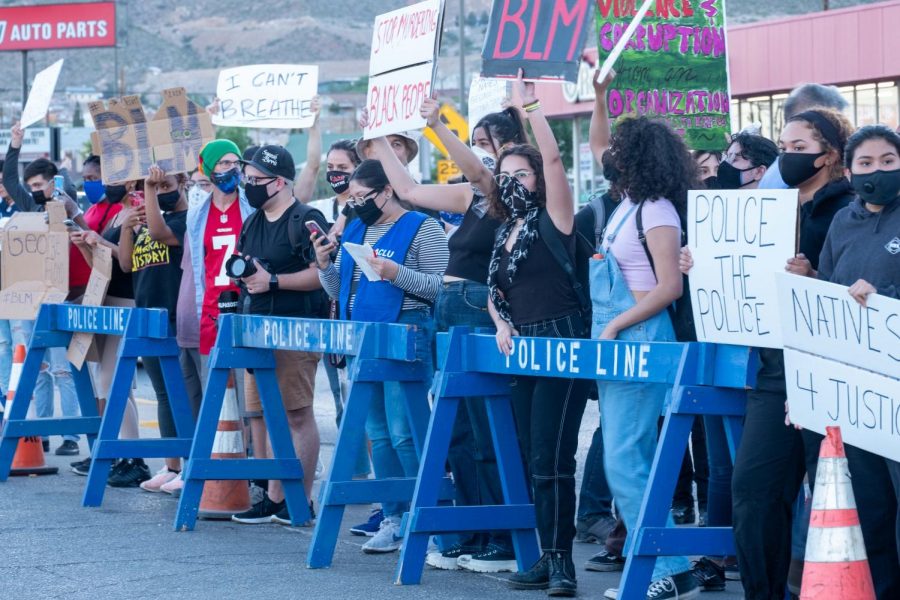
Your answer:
[436,160,461,184]
[424,104,469,158]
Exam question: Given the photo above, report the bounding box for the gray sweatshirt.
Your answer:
[818,197,900,300]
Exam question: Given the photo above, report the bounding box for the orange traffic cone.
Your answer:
[6,345,58,476]
[799,426,875,600]
[198,373,250,519]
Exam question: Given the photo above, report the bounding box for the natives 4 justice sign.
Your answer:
[0,2,116,52]
[596,0,731,150]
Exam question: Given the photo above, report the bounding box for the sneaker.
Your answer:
[271,501,316,527]
[350,508,383,537]
[585,548,625,572]
[459,543,518,573]
[55,440,79,456]
[42,439,50,452]
[140,467,179,493]
[648,571,700,600]
[71,457,92,476]
[426,541,481,571]
[361,517,402,554]
[107,459,151,488]
[507,553,550,590]
[671,505,696,525]
[231,496,285,524]
[576,514,617,544]
[160,472,184,496]
[691,557,725,592]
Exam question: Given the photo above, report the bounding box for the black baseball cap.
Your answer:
[240,145,296,181]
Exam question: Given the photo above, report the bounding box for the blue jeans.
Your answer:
[326,357,370,478]
[0,319,12,395]
[365,309,434,519]
[703,416,733,530]
[590,251,690,580]
[11,319,81,442]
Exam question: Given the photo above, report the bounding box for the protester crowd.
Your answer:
[1,66,898,600]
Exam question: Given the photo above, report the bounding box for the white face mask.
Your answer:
[188,185,208,208]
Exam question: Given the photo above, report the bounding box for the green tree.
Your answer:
[215,126,253,152]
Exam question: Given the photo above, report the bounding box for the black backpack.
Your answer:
[635,200,697,342]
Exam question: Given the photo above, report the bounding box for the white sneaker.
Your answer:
[140,467,178,492]
[362,517,402,554]
[160,472,184,496]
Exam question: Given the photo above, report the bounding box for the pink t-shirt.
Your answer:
[603,197,681,292]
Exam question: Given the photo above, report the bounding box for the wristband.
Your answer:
[524,101,541,113]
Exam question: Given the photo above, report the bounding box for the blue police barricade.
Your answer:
[175,314,431,536]
[395,328,753,595]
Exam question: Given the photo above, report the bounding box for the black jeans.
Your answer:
[512,312,590,553]
[576,423,614,524]
[731,390,806,600]
[803,430,900,600]
[673,418,709,511]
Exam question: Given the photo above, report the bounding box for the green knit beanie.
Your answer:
[199,139,241,177]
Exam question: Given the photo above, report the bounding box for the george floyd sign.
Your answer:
[481,0,595,82]
[0,2,116,52]
[89,88,215,185]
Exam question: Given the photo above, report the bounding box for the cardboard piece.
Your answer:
[467,75,509,138]
[686,189,798,349]
[214,64,319,129]
[67,245,112,370]
[0,202,69,320]
[89,87,215,185]
[363,0,445,140]
[595,0,731,150]
[481,0,595,82]
[777,274,900,461]
[21,59,64,128]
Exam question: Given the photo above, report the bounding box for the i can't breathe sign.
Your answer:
[686,189,798,348]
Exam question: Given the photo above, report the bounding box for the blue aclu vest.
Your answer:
[339,211,428,323]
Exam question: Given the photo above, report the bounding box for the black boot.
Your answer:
[547,551,577,597]
[507,553,550,590]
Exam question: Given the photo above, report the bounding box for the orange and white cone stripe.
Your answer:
[800,426,876,600]
[2,344,26,421]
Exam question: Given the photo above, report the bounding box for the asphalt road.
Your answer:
[0,365,746,600]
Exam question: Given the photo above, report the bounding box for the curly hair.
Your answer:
[487,144,546,221]
[728,133,779,168]
[787,107,854,181]
[609,117,699,212]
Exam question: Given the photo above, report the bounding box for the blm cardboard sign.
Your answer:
[67,244,112,370]
[214,65,319,129]
[363,0,445,139]
[481,0,595,82]
[89,88,215,185]
[0,202,69,320]
[777,274,900,462]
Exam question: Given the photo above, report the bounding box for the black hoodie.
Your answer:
[756,178,855,393]
[818,196,900,300]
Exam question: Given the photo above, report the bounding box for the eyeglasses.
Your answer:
[216,159,240,169]
[347,188,381,206]
[243,175,277,186]
[494,170,535,187]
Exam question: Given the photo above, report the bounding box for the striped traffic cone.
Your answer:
[6,345,58,476]
[799,426,875,600]
[198,373,250,519]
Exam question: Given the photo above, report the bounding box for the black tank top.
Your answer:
[496,223,581,326]
[446,198,502,283]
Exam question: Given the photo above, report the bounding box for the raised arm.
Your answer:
[143,166,181,246]
[515,70,574,234]
[3,123,37,211]
[589,69,615,165]
[116,207,143,273]
[294,96,322,203]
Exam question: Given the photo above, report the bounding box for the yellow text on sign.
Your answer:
[436,160,462,184]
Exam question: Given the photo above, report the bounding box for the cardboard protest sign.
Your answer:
[777,274,900,462]
[468,75,509,138]
[89,88,215,185]
[481,0,595,82]
[364,0,445,140]
[21,59,64,128]
[0,202,69,320]
[214,65,319,129]
[596,0,731,150]
[67,245,112,370]
[687,189,797,348]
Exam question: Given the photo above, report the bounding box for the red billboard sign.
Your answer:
[0,2,116,52]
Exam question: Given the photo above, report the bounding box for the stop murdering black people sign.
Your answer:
[481,0,595,82]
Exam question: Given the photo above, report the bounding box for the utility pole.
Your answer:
[21,50,28,107]
[458,0,465,112]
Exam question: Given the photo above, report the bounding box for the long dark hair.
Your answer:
[609,117,698,212]
[488,144,546,220]
[474,108,529,155]
[329,139,361,167]
[350,159,389,189]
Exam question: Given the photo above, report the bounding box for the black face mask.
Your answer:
[781,151,826,187]
[157,189,181,212]
[326,171,351,195]
[851,169,900,206]
[354,192,385,226]
[702,175,720,190]
[716,161,757,190]
[244,181,278,210]
[31,189,48,205]
[105,185,128,204]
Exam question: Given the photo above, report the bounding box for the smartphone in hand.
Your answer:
[305,220,326,239]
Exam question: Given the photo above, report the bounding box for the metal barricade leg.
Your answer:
[70,364,99,453]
